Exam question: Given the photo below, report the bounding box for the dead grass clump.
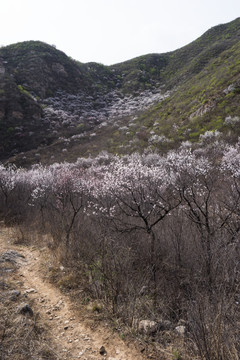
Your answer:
[0,300,57,360]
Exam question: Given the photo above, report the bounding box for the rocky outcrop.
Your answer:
[0,249,25,265]
[42,88,169,132]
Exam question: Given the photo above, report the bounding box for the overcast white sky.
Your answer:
[1,0,240,65]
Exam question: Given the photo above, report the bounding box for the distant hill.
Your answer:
[1,17,240,166]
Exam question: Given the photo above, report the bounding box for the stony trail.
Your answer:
[0,227,146,360]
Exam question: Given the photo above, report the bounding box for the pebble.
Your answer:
[84,337,90,341]
[19,303,34,317]
[78,349,86,356]
[9,290,21,300]
[99,346,106,355]
[24,288,37,294]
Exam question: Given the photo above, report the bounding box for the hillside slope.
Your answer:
[0,17,240,165]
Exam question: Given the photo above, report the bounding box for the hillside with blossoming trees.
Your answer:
[0,143,240,359]
[0,17,240,165]
[0,16,240,360]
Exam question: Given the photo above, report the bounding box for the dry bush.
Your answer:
[187,293,239,360]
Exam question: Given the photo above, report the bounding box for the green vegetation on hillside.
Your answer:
[1,17,240,164]
[135,37,240,149]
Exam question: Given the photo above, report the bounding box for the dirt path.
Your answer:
[0,227,146,360]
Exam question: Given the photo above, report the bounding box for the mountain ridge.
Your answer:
[1,17,240,165]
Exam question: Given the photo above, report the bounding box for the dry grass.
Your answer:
[0,247,57,360]
[0,302,57,360]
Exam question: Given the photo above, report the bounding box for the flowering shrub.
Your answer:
[224,115,240,126]
[199,130,221,143]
